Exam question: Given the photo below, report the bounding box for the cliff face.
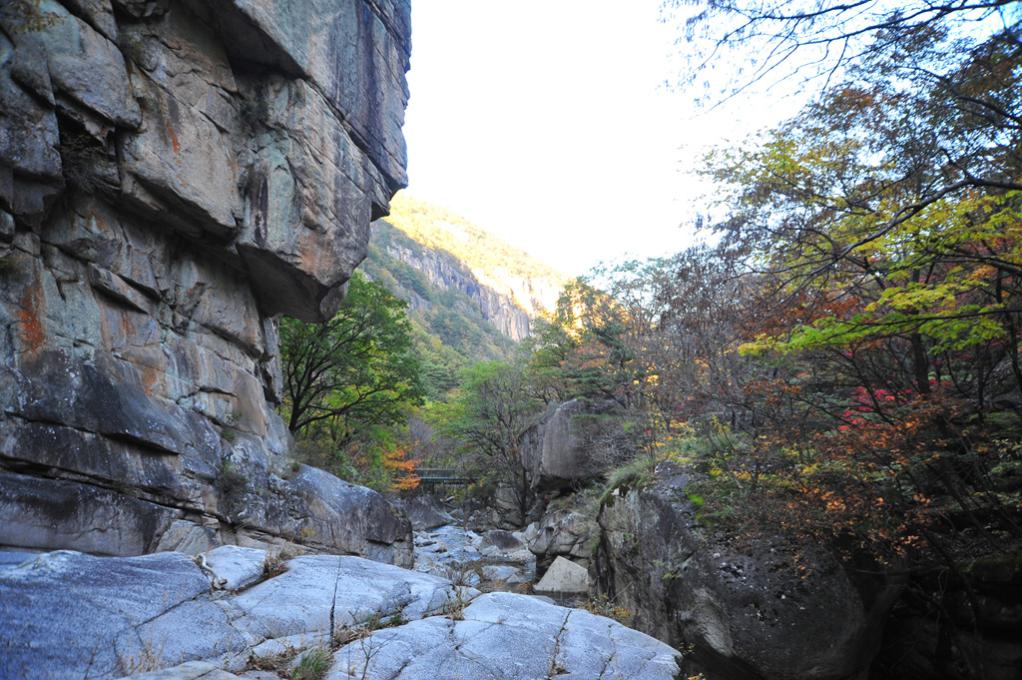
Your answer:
[594,463,903,680]
[374,223,534,340]
[364,196,567,362]
[0,0,413,563]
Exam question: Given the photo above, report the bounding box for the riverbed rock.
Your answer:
[0,549,679,680]
[393,494,454,531]
[0,0,412,563]
[413,524,536,591]
[535,555,590,595]
[594,462,903,680]
[331,592,681,680]
[199,545,265,591]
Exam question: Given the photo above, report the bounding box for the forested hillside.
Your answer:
[363,194,568,396]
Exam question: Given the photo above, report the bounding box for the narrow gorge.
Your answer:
[3,2,1020,680]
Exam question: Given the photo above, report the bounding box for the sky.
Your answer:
[401,1,804,277]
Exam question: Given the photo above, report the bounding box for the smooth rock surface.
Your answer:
[0,549,679,680]
[331,592,681,680]
[200,545,265,591]
[535,555,590,594]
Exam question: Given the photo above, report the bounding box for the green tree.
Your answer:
[279,274,424,444]
[442,361,543,526]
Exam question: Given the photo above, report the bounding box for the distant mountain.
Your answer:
[363,194,568,394]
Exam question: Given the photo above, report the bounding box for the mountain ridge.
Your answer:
[365,194,569,373]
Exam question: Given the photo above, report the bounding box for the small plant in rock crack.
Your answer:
[582,594,632,624]
[1,1,60,35]
[383,612,406,628]
[262,549,294,578]
[442,564,477,588]
[440,588,471,621]
[291,646,332,680]
[0,255,19,274]
[245,646,297,674]
[119,639,164,675]
[218,460,248,495]
[220,411,241,443]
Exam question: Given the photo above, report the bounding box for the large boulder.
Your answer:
[534,555,590,595]
[392,494,454,531]
[528,492,601,567]
[0,0,413,563]
[0,549,680,680]
[594,462,903,680]
[523,399,636,491]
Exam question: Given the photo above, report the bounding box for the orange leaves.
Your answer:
[382,447,420,492]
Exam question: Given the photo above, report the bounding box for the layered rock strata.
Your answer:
[0,0,412,563]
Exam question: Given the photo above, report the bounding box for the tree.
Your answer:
[279,273,423,444]
[444,361,542,527]
[686,15,1022,571]
[666,0,1019,103]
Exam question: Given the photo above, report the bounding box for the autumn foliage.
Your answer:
[382,447,421,492]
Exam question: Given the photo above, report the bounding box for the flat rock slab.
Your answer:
[0,550,677,680]
[0,550,470,679]
[228,555,474,642]
[331,592,681,679]
[0,551,225,680]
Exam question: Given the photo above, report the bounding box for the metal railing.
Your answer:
[416,468,473,485]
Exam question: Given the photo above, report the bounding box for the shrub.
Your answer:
[598,456,657,508]
[292,646,332,680]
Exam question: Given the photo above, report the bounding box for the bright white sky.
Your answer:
[401,0,804,277]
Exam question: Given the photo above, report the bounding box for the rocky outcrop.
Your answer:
[0,548,681,679]
[0,549,470,679]
[369,219,536,340]
[413,524,536,590]
[594,462,903,680]
[873,553,1022,680]
[527,492,600,570]
[523,399,634,491]
[330,590,680,680]
[0,0,412,563]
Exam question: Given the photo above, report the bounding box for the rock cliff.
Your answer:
[365,194,567,347]
[594,462,903,680]
[0,0,412,563]
[370,219,534,341]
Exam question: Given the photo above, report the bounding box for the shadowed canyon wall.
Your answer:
[0,0,413,564]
